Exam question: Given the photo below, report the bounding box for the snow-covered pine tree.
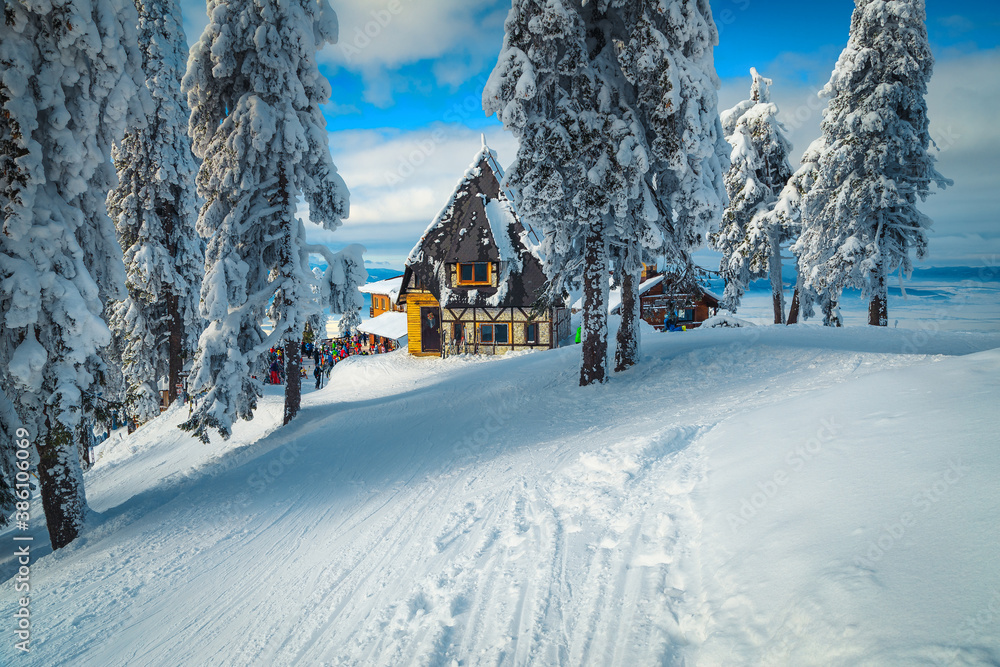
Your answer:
[485,0,608,385]
[314,243,367,336]
[769,137,824,324]
[0,0,144,548]
[714,68,793,322]
[614,0,729,339]
[182,0,351,440]
[107,0,204,426]
[582,3,658,376]
[486,0,656,385]
[795,0,950,326]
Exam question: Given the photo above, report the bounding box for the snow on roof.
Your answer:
[483,198,518,266]
[357,311,408,341]
[480,136,541,246]
[358,276,404,302]
[571,275,665,313]
[406,140,539,266]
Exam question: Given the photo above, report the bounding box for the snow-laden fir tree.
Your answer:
[766,137,829,324]
[580,3,659,376]
[0,0,144,548]
[714,68,793,322]
[794,0,950,326]
[182,0,354,440]
[485,0,609,385]
[107,0,204,426]
[614,0,729,357]
[486,0,660,385]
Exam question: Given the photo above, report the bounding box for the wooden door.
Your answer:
[420,307,441,353]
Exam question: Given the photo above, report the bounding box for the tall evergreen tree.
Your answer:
[485,1,667,385]
[485,0,612,386]
[181,0,352,441]
[581,3,656,378]
[714,68,793,322]
[768,137,824,325]
[107,0,204,425]
[0,0,144,548]
[614,0,728,356]
[794,0,950,326]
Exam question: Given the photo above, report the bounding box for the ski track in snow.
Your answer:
[3,327,999,666]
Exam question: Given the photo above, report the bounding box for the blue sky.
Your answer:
[180,1,1000,270]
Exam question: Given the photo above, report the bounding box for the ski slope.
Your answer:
[3,325,1000,665]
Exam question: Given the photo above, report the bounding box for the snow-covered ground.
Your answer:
[3,324,1000,665]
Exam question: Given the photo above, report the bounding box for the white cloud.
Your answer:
[324,0,504,69]
[321,0,507,101]
[303,125,518,267]
[330,125,517,223]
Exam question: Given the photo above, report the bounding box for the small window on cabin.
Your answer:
[526,322,539,344]
[458,262,491,285]
[480,324,494,343]
[494,324,509,344]
[453,322,464,341]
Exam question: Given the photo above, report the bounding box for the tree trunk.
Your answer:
[78,420,92,471]
[787,287,801,325]
[769,237,785,324]
[37,418,86,550]
[283,339,301,425]
[868,261,888,327]
[159,195,183,406]
[167,290,182,405]
[823,299,843,327]
[580,223,609,386]
[614,256,640,373]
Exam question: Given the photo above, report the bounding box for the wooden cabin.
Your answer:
[360,276,405,319]
[398,142,570,357]
[358,276,406,348]
[634,266,720,330]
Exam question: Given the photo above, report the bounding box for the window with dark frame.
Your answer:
[494,323,509,344]
[453,322,463,342]
[458,262,491,285]
[525,322,539,344]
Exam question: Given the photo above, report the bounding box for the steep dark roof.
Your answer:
[401,143,548,309]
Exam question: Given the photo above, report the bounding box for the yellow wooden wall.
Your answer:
[406,292,441,357]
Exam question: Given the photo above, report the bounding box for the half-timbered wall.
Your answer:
[441,307,566,355]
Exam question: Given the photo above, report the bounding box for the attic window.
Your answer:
[457,262,491,286]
